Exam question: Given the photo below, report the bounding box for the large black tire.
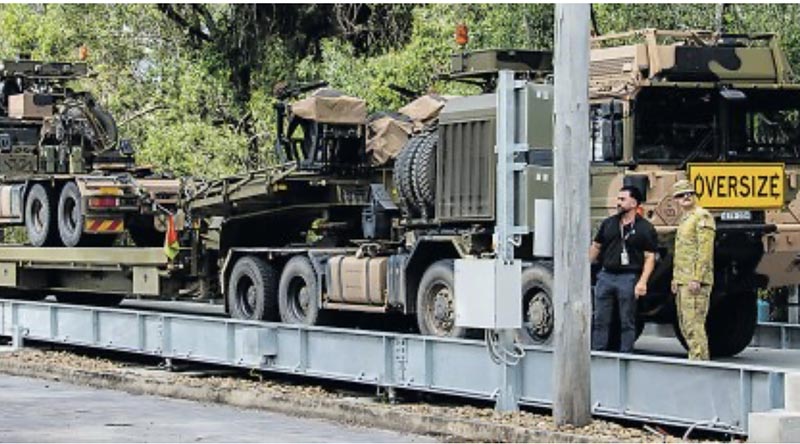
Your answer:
[410,131,437,217]
[90,103,118,148]
[416,259,467,338]
[519,262,555,345]
[393,136,416,211]
[278,255,321,325]
[25,183,59,247]
[227,256,280,321]
[58,181,115,247]
[55,292,124,307]
[673,290,757,358]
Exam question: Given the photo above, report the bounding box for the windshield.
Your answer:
[633,87,800,164]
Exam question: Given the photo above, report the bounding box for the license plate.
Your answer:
[720,210,752,221]
[688,163,785,209]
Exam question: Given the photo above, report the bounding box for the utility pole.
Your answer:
[552,3,592,427]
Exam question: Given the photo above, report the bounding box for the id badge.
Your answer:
[620,250,630,266]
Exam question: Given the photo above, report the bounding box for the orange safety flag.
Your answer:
[163,215,180,260]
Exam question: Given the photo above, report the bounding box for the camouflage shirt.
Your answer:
[673,206,716,285]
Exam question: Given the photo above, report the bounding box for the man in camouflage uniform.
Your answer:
[671,180,716,360]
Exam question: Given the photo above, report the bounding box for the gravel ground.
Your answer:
[0,348,700,442]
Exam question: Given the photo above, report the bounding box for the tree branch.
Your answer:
[157,4,212,42]
[191,4,217,38]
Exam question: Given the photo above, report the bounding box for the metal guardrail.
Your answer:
[752,322,800,350]
[0,299,788,435]
[646,321,800,351]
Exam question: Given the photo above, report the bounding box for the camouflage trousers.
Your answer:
[676,284,711,360]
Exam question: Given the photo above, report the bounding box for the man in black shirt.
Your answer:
[589,186,658,352]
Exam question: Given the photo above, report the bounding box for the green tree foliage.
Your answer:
[0,4,797,178]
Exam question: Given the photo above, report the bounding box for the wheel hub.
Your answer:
[246,285,257,312]
[33,201,45,230]
[526,291,553,339]
[432,287,454,331]
[298,286,310,312]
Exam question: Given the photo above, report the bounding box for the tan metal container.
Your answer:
[327,255,388,305]
[8,93,53,119]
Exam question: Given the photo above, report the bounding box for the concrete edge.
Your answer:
[0,359,603,443]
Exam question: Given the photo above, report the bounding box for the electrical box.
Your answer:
[0,262,16,287]
[454,259,521,329]
[133,266,160,296]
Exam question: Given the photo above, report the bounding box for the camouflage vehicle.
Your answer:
[589,29,800,356]
[176,49,559,342]
[0,57,179,247]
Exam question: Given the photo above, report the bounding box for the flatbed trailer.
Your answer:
[0,246,179,302]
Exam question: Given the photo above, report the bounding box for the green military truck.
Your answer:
[589,29,800,356]
[0,57,179,248]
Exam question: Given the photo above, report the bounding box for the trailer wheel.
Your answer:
[227,256,279,321]
[55,293,124,307]
[416,259,467,338]
[673,290,757,358]
[57,181,110,247]
[519,262,554,345]
[278,255,322,325]
[25,183,59,247]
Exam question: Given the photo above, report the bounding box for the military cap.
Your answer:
[672,179,695,197]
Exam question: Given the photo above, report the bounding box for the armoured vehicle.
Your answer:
[589,29,800,356]
[0,57,179,247]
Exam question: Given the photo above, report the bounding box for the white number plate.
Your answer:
[720,210,752,221]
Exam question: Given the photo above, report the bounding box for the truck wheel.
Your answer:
[416,259,467,338]
[228,256,279,321]
[519,262,554,345]
[278,255,322,325]
[673,290,757,358]
[410,130,437,215]
[57,181,90,247]
[25,183,59,246]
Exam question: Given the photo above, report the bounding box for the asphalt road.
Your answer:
[0,375,436,443]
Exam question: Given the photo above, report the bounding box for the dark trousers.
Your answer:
[592,270,638,352]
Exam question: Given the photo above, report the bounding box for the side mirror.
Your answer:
[119,139,134,156]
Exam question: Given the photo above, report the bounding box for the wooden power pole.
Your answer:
[552,3,592,427]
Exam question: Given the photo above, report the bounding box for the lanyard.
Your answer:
[619,219,635,252]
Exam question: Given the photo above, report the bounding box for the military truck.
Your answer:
[589,29,800,356]
[0,57,179,248]
[181,51,556,342]
[2,32,795,358]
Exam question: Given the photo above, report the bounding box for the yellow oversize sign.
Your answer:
[687,163,785,209]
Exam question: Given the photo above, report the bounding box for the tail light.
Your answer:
[88,197,119,208]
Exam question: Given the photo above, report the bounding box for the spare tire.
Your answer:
[410,130,437,217]
[393,135,416,210]
[90,103,118,149]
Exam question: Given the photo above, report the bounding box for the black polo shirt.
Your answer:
[593,214,658,273]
